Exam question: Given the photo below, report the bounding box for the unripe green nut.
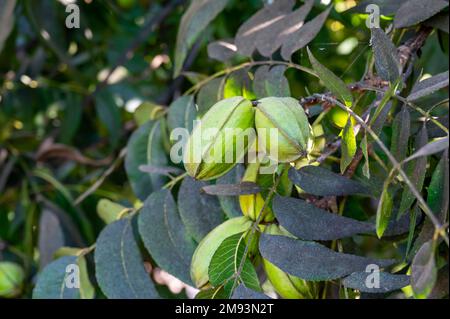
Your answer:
[0,262,25,298]
[255,97,313,163]
[190,216,253,288]
[184,97,255,180]
[239,161,274,222]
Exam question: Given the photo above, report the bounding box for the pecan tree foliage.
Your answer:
[1,0,448,299]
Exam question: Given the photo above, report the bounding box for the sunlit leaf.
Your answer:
[308,47,353,106]
[341,118,357,173]
[411,240,437,299]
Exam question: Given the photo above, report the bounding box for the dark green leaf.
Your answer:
[390,105,410,162]
[408,71,449,101]
[232,285,270,299]
[59,94,82,144]
[411,240,437,298]
[202,182,260,196]
[208,232,261,294]
[273,196,373,240]
[174,0,231,76]
[371,28,401,83]
[259,234,394,281]
[342,272,410,293]
[216,164,245,218]
[125,120,167,200]
[349,0,408,16]
[399,126,429,215]
[139,189,196,285]
[282,8,332,61]
[196,77,224,115]
[394,0,449,28]
[95,90,121,147]
[427,151,449,221]
[95,218,158,299]
[424,12,449,33]
[33,256,80,299]
[167,95,197,133]
[308,47,353,106]
[404,136,448,163]
[288,166,371,196]
[178,177,224,242]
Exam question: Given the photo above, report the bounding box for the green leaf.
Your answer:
[370,28,402,83]
[394,0,449,28]
[340,118,357,173]
[361,134,370,178]
[370,80,400,128]
[342,272,410,293]
[138,189,196,285]
[94,218,158,299]
[216,165,245,218]
[408,71,449,101]
[195,286,228,299]
[288,166,372,196]
[390,105,410,162]
[59,94,82,144]
[124,120,167,200]
[427,151,449,221]
[0,0,16,54]
[411,240,437,299]
[96,199,127,224]
[178,177,224,242]
[134,102,165,126]
[259,234,394,281]
[174,0,231,76]
[95,90,121,148]
[399,126,429,215]
[376,181,394,238]
[167,95,197,133]
[53,248,95,299]
[273,196,374,240]
[33,256,80,299]
[308,47,353,106]
[208,232,261,295]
